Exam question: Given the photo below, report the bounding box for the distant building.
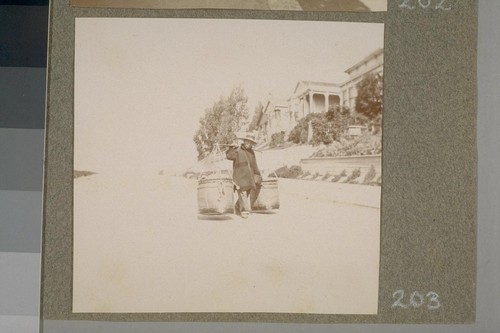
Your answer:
[257,96,292,143]
[340,48,384,111]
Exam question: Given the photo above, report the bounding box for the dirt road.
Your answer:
[73,174,380,314]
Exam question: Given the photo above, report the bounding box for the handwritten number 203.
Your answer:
[400,0,451,10]
[392,290,441,310]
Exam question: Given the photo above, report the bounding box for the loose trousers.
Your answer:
[235,186,261,213]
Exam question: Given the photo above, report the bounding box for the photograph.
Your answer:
[73,18,384,314]
[70,0,388,12]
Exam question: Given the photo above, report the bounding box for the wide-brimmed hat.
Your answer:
[236,132,258,144]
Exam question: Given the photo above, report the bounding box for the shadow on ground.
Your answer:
[251,210,279,215]
[197,214,234,221]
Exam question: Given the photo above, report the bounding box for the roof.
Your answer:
[262,96,289,116]
[264,94,288,108]
[344,48,384,75]
[257,112,268,127]
[291,80,341,98]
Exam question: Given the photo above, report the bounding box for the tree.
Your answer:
[355,73,383,121]
[288,105,357,146]
[326,105,355,141]
[288,113,327,145]
[248,101,264,132]
[193,87,249,160]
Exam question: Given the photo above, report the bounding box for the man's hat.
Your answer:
[236,132,258,144]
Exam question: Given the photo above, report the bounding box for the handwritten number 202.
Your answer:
[392,290,441,310]
[400,0,451,10]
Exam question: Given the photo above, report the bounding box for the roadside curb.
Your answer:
[278,178,381,209]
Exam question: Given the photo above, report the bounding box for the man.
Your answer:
[226,132,262,219]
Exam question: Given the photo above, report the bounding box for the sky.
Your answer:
[74,18,384,174]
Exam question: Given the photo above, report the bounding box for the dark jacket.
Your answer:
[226,145,261,191]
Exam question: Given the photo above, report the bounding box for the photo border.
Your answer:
[41,0,477,324]
[69,0,388,12]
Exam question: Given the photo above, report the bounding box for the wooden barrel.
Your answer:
[252,178,280,211]
[197,178,234,215]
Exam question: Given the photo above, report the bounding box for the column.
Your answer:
[309,92,314,113]
[324,93,329,113]
[267,120,271,142]
[300,97,306,119]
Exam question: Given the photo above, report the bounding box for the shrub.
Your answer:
[289,165,304,178]
[312,133,382,158]
[345,168,361,184]
[273,166,288,178]
[288,113,336,146]
[271,165,304,179]
[321,173,331,181]
[331,169,347,182]
[270,131,285,148]
[363,165,377,184]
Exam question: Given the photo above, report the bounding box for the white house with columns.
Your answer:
[288,81,342,119]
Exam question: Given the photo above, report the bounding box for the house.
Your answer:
[288,80,342,119]
[340,48,384,111]
[256,96,292,143]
